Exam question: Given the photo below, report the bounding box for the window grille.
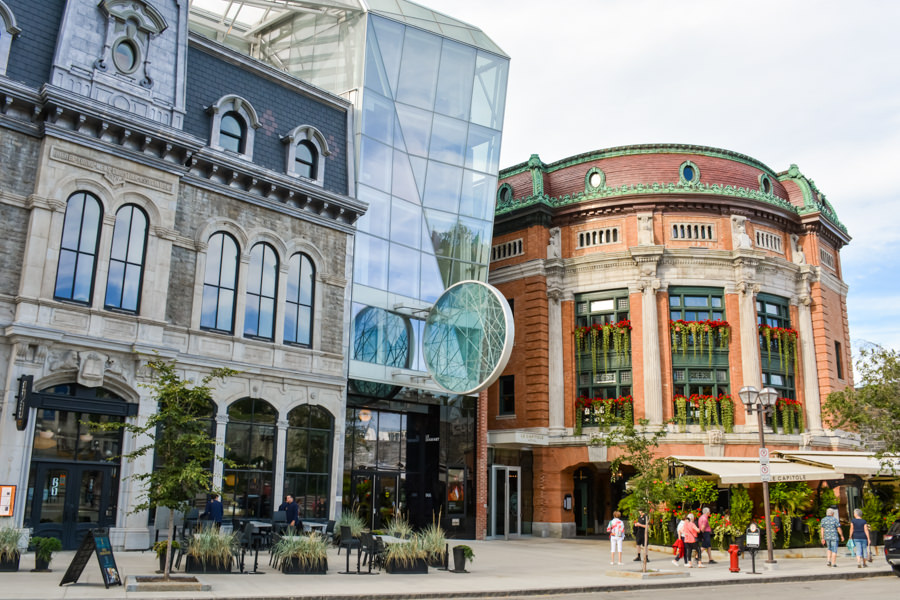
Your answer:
[755,230,783,253]
[670,223,715,241]
[819,248,835,269]
[577,227,620,248]
[491,238,524,261]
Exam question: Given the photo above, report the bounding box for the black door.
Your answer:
[28,463,118,549]
[351,471,403,530]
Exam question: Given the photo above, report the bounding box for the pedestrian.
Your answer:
[200,493,223,529]
[682,513,703,567]
[278,494,302,532]
[848,508,871,568]
[698,507,717,564]
[673,515,688,566]
[606,510,626,565]
[819,507,844,567]
[633,509,650,562]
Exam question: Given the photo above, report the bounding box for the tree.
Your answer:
[91,359,235,579]
[604,418,670,572]
[823,345,900,470]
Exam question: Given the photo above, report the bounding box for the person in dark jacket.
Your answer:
[200,493,223,528]
[278,494,302,532]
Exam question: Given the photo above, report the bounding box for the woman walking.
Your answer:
[819,507,844,567]
[849,508,872,568]
[606,511,626,565]
[682,513,703,567]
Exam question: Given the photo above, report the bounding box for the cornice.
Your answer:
[500,143,781,179]
[777,164,848,238]
[487,259,546,286]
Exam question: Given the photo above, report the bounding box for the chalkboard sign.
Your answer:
[59,529,122,588]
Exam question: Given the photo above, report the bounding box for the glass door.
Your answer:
[489,466,520,539]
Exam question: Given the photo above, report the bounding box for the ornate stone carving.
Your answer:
[731,215,753,249]
[708,429,724,445]
[547,226,561,259]
[637,213,654,246]
[48,350,80,373]
[791,234,806,265]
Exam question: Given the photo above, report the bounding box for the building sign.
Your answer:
[60,529,121,588]
[14,375,32,431]
[0,486,15,517]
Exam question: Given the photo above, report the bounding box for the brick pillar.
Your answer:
[476,389,488,539]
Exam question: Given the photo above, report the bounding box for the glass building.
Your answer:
[190,1,509,536]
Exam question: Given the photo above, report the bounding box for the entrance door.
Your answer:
[573,467,592,535]
[351,472,403,530]
[489,466,520,539]
[28,463,118,549]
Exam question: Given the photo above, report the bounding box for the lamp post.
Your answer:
[739,385,779,565]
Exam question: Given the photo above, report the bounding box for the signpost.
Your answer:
[14,375,32,431]
[59,529,121,588]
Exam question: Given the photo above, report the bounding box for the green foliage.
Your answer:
[337,511,367,538]
[861,488,884,531]
[824,345,900,467]
[383,536,427,568]
[671,476,718,511]
[729,485,753,531]
[454,544,475,561]
[153,540,180,557]
[769,482,813,518]
[186,527,237,568]
[0,522,23,561]
[814,487,839,519]
[386,514,413,539]
[31,536,62,563]
[271,532,328,570]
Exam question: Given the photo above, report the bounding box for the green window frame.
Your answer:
[670,287,729,424]
[575,290,632,424]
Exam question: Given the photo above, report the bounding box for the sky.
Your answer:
[423,0,900,356]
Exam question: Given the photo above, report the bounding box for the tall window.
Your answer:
[498,375,515,415]
[284,252,315,346]
[834,341,844,380]
[201,232,239,334]
[104,204,148,312]
[223,398,277,519]
[219,112,245,154]
[284,405,333,519]
[55,191,103,304]
[294,140,318,180]
[244,243,278,340]
[670,287,729,423]
[757,293,796,399]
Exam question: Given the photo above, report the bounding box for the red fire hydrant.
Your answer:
[728,544,741,573]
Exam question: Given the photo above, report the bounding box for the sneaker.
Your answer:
[832,564,838,568]
[857,564,862,569]
[708,560,717,564]
[610,561,615,565]
[698,564,706,568]
[687,564,694,568]
[672,560,679,566]
[618,562,624,565]
[826,562,831,567]
[633,556,642,561]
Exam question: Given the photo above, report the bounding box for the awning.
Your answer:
[670,456,843,485]
[775,451,900,477]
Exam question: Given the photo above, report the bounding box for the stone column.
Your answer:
[636,279,663,424]
[795,271,823,432]
[213,413,228,490]
[547,288,566,436]
[737,281,763,433]
[275,418,289,502]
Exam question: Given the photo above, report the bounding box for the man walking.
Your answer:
[633,509,650,562]
[200,493,223,529]
[279,494,302,532]
[698,507,716,564]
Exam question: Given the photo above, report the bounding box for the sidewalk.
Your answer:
[0,538,891,600]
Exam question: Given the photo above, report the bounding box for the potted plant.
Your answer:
[451,544,474,572]
[271,532,328,574]
[386,515,413,539]
[153,540,180,573]
[383,536,428,574]
[419,521,447,568]
[0,523,24,572]
[30,536,62,572]
[184,527,237,573]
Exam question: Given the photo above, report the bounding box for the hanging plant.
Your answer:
[675,395,688,432]
[758,324,799,375]
[775,397,804,434]
[720,394,734,433]
[670,319,732,362]
[602,324,612,370]
[575,326,587,355]
[695,394,707,431]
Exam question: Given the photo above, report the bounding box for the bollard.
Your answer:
[728,544,741,573]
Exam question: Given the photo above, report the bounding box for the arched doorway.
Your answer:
[223,398,277,520]
[24,383,135,549]
[573,467,594,535]
[284,404,334,520]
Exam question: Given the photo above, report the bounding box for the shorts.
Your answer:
[701,531,711,548]
[853,539,868,559]
[826,539,839,553]
[610,536,623,553]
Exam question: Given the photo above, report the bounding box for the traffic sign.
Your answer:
[758,448,769,459]
[760,463,771,482]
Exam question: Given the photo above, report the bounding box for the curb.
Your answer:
[170,569,893,600]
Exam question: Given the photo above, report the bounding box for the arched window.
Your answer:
[201,232,239,333]
[219,111,245,154]
[284,405,333,519]
[294,140,318,180]
[244,242,278,340]
[0,1,22,77]
[104,204,148,313]
[55,191,103,304]
[223,398,277,519]
[284,252,315,347]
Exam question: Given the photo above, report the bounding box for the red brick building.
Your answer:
[484,145,853,538]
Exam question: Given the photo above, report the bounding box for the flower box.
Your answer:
[0,555,19,572]
[185,555,233,574]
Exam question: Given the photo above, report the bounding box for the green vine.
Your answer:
[675,395,688,432]
[721,395,734,433]
[669,319,731,363]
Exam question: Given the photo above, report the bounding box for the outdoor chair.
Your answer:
[337,525,359,556]
[323,519,336,544]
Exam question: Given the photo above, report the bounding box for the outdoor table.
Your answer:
[304,522,327,534]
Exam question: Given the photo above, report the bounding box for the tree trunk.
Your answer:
[163,517,176,581]
[642,524,648,573]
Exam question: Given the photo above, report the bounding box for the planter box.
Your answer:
[385,558,428,574]
[0,555,19,572]
[281,557,327,574]
[184,555,233,574]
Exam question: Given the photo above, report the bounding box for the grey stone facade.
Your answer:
[0,0,363,550]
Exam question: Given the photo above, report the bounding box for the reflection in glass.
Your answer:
[362,91,395,144]
[390,198,421,248]
[459,170,497,221]
[284,253,315,346]
[355,185,392,238]
[435,40,476,120]
[429,114,468,166]
[285,405,333,519]
[396,27,441,110]
[470,52,509,130]
[370,16,404,97]
[55,192,103,304]
[353,234,389,290]
[423,162,462,213]
[352,306,411,368]
[201,232,239,332]
[224,398,277,519]
[395,103,432,157]
[388,243,420,298]
[392,149,420,204]
[360,136,392,193]
[466,124,501,174]
[244,243,278,339]
[105,204,147,312]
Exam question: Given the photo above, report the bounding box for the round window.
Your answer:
[683,166,694,181]
[589,172,603,188]
[113,39,138,73]
[679,161,699,184]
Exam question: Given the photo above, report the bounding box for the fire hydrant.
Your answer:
[728,544,741,573]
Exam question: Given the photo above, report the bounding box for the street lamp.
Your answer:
[739,385,779,565]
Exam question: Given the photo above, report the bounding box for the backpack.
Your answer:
[606,518,624,538]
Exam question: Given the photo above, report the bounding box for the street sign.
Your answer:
[760,463,771,482]
[758,447,769,461]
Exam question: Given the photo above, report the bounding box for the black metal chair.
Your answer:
[323,519,336,544]
[337,525,361,574]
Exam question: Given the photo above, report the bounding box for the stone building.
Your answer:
[485,145,853,538]
[0,0,363,549]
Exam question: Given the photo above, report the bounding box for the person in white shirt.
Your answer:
[606,510,626,565]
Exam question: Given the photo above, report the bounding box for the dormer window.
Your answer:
[0,0,21,76]
[112,37,138,73]
[96,0,167,87]
[283,125,330,185]
[209,95,260,160]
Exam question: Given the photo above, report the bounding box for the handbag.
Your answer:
[846,538,855,552]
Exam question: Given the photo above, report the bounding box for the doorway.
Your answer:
[489,466,520,539]
[26,462,119,549]
[573,467,592,535]
[350,471,405,530]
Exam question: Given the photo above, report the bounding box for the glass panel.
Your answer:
[219,235,239,289]
[105,261,124,306]
[79,198,101,253]
[61,195,84,249]
[216,289,234,331]
[73,257,94,302]
[590,299,615,312]
[424,208,458,259]
[396,27,441,110]
[41,469,68,524]
[684,296,708,307]
[126,208,147,263]
[395,103,432,157]
[459,170,495,220]
[420,253,444,304]
[711,297,723,308]
[285,429,308,472]
[362,91,394,145]
[392,149,420,204]
[434,40,476,120]
[457,216,491,264]
[466,124,501,174]
[423,161,462,212]
[359,136,393,193]
[470,52,509,130]
[353,234,388,289]
[390,198,421,248]
[388,244,419,298]
[429,114,468,166]
[355,185,392,238]
[77,470,103,525]
[109,208,131,260]
[370,15,405,97]
[507,470,519,535]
